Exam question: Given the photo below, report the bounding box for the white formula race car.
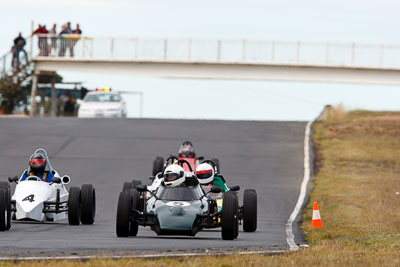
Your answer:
[0,149,96,231]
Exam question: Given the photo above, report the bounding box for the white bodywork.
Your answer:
[12,176,69,222]
[12,149,70,222]
[77,91,126,118]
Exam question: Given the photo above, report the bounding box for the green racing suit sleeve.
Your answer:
[212,175,229,192]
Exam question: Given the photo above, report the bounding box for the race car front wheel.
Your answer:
[0,182,11,230]
[116,191,131,237]
[0,189,8,231]
[80,184,96,225]
[221,191,239,240]
[68,187,81,225]
[243,189,257,232]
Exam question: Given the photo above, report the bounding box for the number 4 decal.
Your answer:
[22,194,35,202]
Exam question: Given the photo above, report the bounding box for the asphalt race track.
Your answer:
[0,117,306,257]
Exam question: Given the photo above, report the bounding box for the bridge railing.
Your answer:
[31,35,400,69]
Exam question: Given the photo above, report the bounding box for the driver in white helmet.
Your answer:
[195,163,228,192]
[162,164,186,187]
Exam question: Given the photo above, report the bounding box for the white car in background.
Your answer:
[77,90,127,118]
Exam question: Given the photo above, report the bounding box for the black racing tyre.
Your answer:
[68,186,81,225]
[129,189,140,236]
[0,182,9,190]
[80,184,96,225]
[0,183,11,230]
[122,182,133,192]
[116,191,131,237]
[211,158,220,173]
[243,189,257,232]
[0,189,7,231]
[131,180,142,189]
[152,157,164,176]
[221,191,239,240]
[5,189,10,230]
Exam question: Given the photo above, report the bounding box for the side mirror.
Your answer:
[229,185,240,191]
[62,175,70,184]
[51,177,62,184]
[210,186,222,194]
[149,176,155,182]
[8,176,18,183]
[136,184,148,192]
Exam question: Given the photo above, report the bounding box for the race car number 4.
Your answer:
[22,194,35,202]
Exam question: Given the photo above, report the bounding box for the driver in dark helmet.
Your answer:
[178,141,196,158]
[20,153,55,182]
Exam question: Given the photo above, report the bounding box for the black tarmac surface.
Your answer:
[0,117,306,257]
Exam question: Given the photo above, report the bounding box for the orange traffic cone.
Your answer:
[311,201,323,228]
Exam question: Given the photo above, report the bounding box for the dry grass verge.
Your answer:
[2,109,400,266]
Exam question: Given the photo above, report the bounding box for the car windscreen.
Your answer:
[84,94,121,102]
[157,187,201,201]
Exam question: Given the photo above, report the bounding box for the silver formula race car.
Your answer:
[0,149,96,231]
[116,159,257,240]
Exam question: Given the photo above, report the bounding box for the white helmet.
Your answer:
[195,163,214,185]
[163,164,185,187]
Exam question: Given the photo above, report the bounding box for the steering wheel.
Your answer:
[201,160,218,174]
[177,159,193,172]
[26,176,42,181]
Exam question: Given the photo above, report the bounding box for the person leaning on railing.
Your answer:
[58,22,72,57]
[69,24,82,57]
[32,24,49,56]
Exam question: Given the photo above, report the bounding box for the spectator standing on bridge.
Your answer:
[58,23,71,56]
[32,24,49,56]
[49,24,57,56]
[70,24,82,57]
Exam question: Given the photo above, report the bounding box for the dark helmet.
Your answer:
[29,153,46,175]
[178,141,195,158]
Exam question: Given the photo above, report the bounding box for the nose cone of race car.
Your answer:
[155,201,202,232]
[13,181,52,221]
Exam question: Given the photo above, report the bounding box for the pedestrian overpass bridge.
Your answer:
[1,35,400,116]
[29,35,400,85]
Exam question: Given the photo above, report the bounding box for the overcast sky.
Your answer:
[1,0,399,120]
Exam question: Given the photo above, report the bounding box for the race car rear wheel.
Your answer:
[80,184,96,225]
[0,182,11,230]
[68,186,81,225]
[243,189,257,232]
[152,156,164,176]
[221,191,239,240]
[122,182,133,192]
[116,191,131,237]
[0,189,7,231]
[129,189,140,236]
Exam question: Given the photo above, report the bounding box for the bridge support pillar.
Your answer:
[50,76,57,117]
[29,71,38,117]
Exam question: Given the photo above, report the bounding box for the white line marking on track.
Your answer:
[286,120,313,251]
[0,249,286,261]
